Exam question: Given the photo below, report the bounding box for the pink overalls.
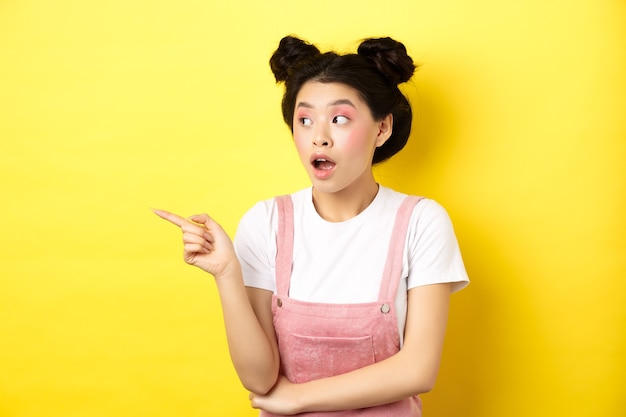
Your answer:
[260,195,423,417]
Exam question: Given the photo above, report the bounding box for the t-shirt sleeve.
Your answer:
[233,199,277,292]
[405,199,469,292]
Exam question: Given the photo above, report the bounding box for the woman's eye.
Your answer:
[299,117,313,126]
[333,115,349,125]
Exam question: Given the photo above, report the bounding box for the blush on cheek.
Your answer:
[293,131,308,148]
[293,134,310,162]
[342,125,371,151]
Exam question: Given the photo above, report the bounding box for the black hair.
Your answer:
[269,35,417,164]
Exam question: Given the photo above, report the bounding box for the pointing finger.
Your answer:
[153,209,188,228]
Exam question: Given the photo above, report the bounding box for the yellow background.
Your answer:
[1,0,624,416]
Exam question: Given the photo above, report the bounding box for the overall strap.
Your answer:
[378,196,424,301]
[274,195,294,297]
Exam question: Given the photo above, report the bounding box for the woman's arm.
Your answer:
[215,273,280,394]
[250,282,452,414]
[154,210,279,394]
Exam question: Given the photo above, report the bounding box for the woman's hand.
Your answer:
[154,209,239,279]
[249,375,303,415]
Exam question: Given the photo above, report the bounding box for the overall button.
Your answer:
[380,303,390,314]
[277,298,283,307]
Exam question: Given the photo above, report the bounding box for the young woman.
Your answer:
[155,35,469,416]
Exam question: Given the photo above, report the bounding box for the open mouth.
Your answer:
[312,158,336,170]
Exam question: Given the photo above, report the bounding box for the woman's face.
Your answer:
[292,81,392,196]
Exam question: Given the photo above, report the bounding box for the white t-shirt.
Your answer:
[234,186,469,341]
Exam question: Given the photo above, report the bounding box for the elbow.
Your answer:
[418,375,437,394]
[234,350,281,395]
[243,381,273,396]
[406,375,437,396]
[399,350,442,395]
[241,371,279,396]
[406,366,439,395]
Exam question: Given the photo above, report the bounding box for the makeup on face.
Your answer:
[291,82,383,194]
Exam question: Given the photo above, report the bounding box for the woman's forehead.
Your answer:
[295,81,365,107]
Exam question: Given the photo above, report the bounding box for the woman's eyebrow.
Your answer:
[296,99,356,109]
[328,99,356,108]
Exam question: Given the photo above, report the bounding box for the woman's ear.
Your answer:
[375,114,393,147]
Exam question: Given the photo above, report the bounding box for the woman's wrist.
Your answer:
[211,257,242,281]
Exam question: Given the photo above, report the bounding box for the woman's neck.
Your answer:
[311,180,380,222]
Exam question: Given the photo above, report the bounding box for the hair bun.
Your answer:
[357,37,416,84]
[270,36,321,82]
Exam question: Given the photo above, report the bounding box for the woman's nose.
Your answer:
[312,128,332,147]
[312,138,329,147]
